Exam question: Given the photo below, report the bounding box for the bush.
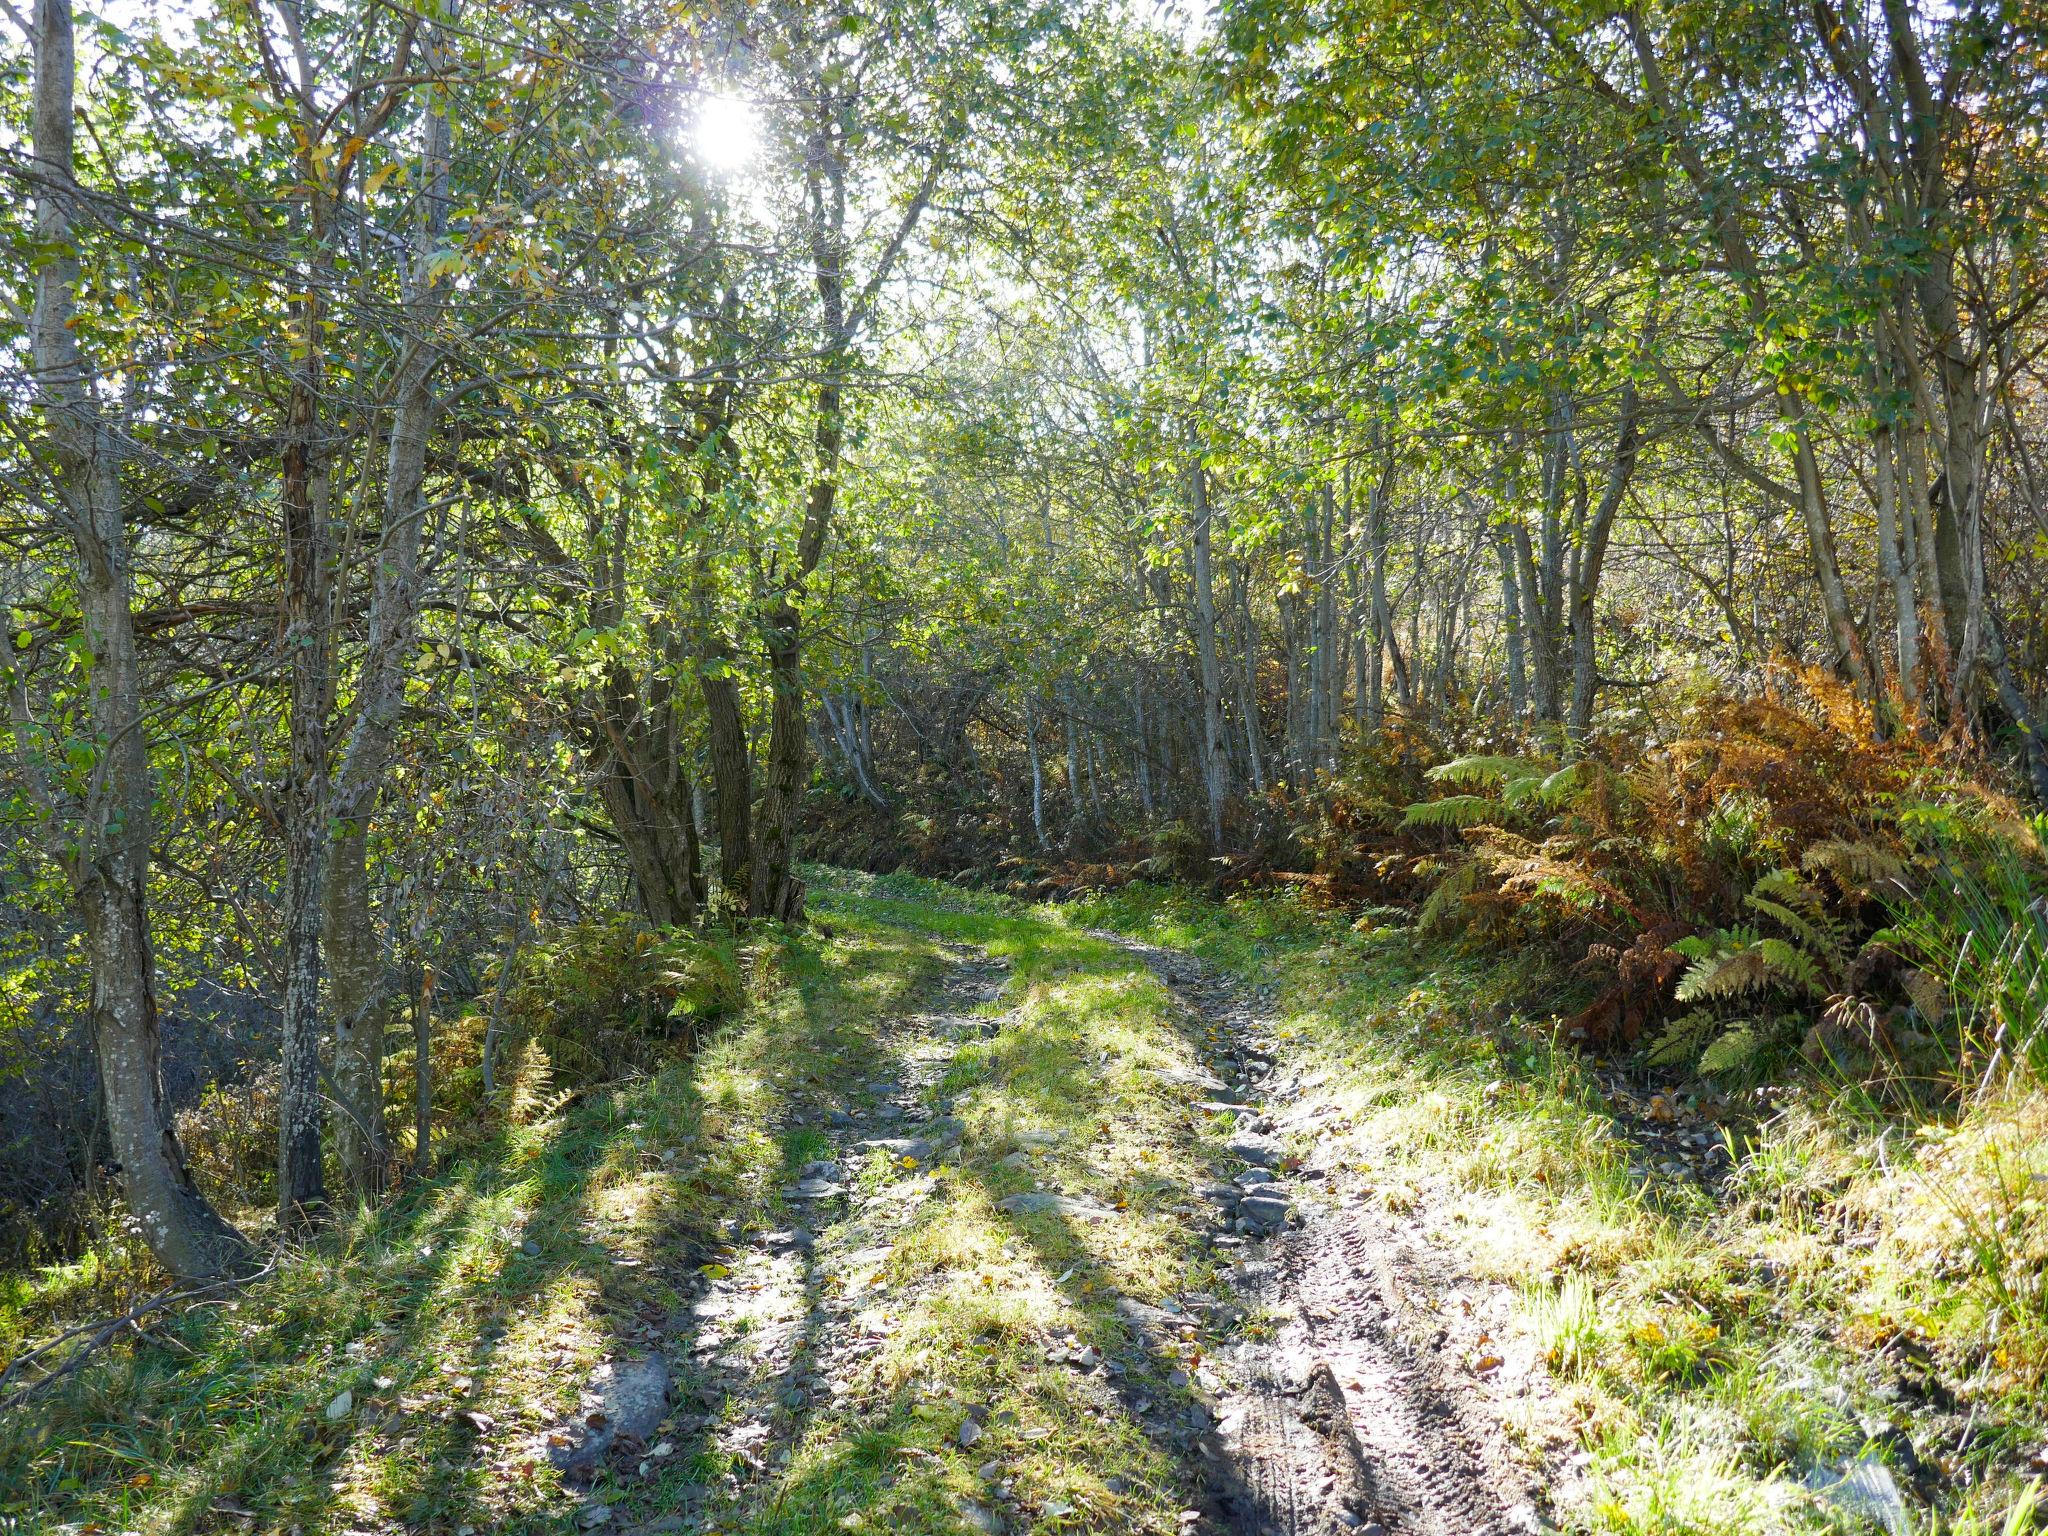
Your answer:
[1310,667,2048,1093]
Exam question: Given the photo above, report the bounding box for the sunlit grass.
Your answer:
[1070,879,2048,1535]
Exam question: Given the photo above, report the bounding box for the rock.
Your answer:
[1196,1098,1247,1114]
[325,1388,354,1420]
[828,1108,856,1128]
[579,1504,613,1528]
[1226,1136,1281,1166]
[1151,1065,1227,1092]
[800,1159,842,1181]
[958,1500,1003,1534]
[548,1357,671,1474]
[779,1184,842,1213]
[520,1239,542,1257]
[1012,1128,1063,1149]
[1198,1183,1242,1209]
[760,1227,815,1253]
[959,1418,984,1448]
[1114,1298,1177,1330]
[860,1137,936,1162]
[1238,1194,1293,1231]
[995,1192,1110,1220]
[999,1151,1033,1169]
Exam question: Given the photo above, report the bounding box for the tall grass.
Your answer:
[1882,840,2048,1095]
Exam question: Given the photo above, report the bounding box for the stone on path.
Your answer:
[996,1192,1112,1220]
[548,1357,670,1474]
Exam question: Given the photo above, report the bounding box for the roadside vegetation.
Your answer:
[1075,875,2048,1535]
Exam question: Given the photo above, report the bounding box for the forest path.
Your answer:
[1096,934,1547,1536]
[666,902,1550,1536]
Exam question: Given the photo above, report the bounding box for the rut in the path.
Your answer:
[670,944,1011,1528]
[1101,934,1549,1536]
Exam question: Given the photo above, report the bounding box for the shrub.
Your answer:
[1306,667,2048,1094]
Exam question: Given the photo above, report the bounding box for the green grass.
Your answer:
[0,915,949,1533]
[0,879,1259,1536]
[1069,880,2048,1536]
[13,871,2048,1535]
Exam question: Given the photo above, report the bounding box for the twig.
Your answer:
[0,1264,274,1415]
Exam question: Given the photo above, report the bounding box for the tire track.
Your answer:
[1100,933,1549,1536]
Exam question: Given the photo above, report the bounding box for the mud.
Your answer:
[1103,935,1553,1536]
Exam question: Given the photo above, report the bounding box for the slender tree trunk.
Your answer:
[1232,565,1267,793]
[1189,461,1229,849]
[275,171,335,1234]
[1874,421,1921,711]
[28,0,249,1280]
[324,66,455,1195]
[411,969,432,1178]
[1025,693,1047,846]
[1567,374,1645,740]
[1130,683,1154,820]
[1495,524,1528,718]
[326,826,388,1193]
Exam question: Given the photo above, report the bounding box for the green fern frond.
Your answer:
[1401,795,1502,830]
[1645,1008,1722,1067]
[1425,754,1546,789]
[1699,1024,1764,1076]
[1676,945,1776,1001]
[1756,938,1823,994]
[1418,859,1482,935]
[1801,837,1906,890]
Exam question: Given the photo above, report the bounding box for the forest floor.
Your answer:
[2,874,2039,1535]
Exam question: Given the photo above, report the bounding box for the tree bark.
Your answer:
[1567,372,1645,739]
[1189,461,1230,850]
[324,58,455,1196]
[28,0,249,1280]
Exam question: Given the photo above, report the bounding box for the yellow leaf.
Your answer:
[365,162,399,198]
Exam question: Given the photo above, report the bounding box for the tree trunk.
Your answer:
[1567,374,1645,740]
[1189,461,1229,850]
[755,601,809,921]
[1495,524,1528,718]
[326,824,388,1194]
[275,149,336,1236]
[1232,564,1267,793]
[324,66,455,1196]
[1874,421,1921,712]
[28,0,249,1280]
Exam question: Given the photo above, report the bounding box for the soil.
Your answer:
[1100,934,1557,1536]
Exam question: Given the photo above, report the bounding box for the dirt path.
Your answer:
[669,942,1012,1527]
[652,928,1550,1536]
[1100,934,1551,1536]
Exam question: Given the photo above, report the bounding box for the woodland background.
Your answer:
[3,0,2047,1317]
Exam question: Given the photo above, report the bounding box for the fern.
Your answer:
[1646,1008,1722,1067]
[1699,1023,1766,1076]
[1418,859,1481,935]
[1426,754,1547,789]
[1743,869,1849,973]
[1676,942,1778,1001]
[1400,794,1501,830]
[1801,837,1906,892]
